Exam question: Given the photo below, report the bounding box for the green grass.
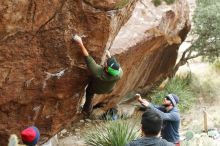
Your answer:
[115,0,130,9]
[152,0,176,7]
[147,67,219,113]
[152,0,162,6]
[190,73,218,102]
[164,0,175,5]
[85,119,140,146]
[212,58,220,71]
[148,74,195,112]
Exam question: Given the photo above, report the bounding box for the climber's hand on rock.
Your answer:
[72,34,83,45]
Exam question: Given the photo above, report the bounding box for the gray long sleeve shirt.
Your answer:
[149,104,180,144]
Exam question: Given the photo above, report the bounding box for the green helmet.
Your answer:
[107,57,120,76]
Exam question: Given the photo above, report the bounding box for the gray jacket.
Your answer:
[126,137,175,146]
[149,104,180,143]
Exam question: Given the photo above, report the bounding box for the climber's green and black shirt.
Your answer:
[85,56,123,94]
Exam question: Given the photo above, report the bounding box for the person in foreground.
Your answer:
[126,108,174,146]
[136,94,180,146]
[72,34,123,115]
[21,126,40,146]
[8,126,40,146]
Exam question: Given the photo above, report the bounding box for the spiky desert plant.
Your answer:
[85,119,140,146]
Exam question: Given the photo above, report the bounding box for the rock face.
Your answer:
[0,0,138,144]
[0,0,190,145]
[96,0,191,108]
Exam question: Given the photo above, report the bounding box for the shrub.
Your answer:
[152,0,175,7]
[212,58,220,71]
[115,0,130,9]
[164,0,175,5]
[85,119,140,146]
[189,0,220,62]
[190,73,218,102]
[152,0,162,6]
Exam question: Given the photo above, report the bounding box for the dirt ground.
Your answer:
[178,61,220,146]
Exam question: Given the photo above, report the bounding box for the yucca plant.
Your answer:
[85,119,140,146]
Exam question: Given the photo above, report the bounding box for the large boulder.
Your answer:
[0,0,138,144]
[0,0,190,145]
[93,0,190,110]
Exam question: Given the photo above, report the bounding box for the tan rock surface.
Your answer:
[0,0,137,145]
[0,0,190,145]
[93,0,190,110]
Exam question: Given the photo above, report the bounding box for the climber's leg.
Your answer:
[82,85,94,114]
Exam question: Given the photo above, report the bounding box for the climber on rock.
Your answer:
[72,34,123,115]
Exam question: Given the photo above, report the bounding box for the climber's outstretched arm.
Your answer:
[72,34,101,75]
[72,35,89,56]
[106,50,111,58]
